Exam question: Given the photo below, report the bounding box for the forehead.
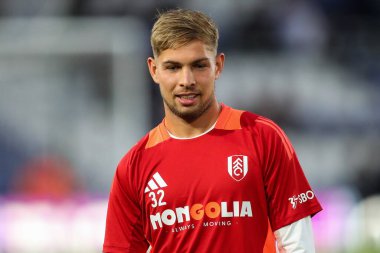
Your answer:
[157,40,216,63]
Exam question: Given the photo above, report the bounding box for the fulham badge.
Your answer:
[228,155,248,181]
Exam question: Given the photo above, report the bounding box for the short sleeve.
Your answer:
[103,153,149,253]
[257,118,322,231]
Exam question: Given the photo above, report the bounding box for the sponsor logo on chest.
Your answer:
[145,155,252,232]
[150,201,253,230]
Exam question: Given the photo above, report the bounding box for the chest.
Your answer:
[141,131,265,210]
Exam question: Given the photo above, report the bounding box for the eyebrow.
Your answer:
[162,57,210,65]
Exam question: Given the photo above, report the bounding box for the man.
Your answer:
[103,9,322,253]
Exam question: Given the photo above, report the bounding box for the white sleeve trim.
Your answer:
[274,216,316,253]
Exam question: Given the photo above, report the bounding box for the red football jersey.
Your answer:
[103,104,322,253]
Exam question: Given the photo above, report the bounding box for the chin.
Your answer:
[177,106,208,122]
[165,96,213,122]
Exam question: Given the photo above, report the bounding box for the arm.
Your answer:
[274,216,316,253]
[255,117,322,251]
[103,155,149,253]
[256,117,322,230]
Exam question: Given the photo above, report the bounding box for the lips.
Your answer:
[178,94,197,99]
[176,93,199,106]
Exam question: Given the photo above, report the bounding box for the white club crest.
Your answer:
[227,155,248,181]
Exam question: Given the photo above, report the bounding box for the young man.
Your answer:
[103,9,322,253]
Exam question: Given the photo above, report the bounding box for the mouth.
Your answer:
[175,93,199,106]
[177,94,197,99]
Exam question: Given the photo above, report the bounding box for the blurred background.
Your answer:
[0,0,379,252]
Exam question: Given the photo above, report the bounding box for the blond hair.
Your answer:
[150,9,219,57]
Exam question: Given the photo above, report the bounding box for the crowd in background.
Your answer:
[0,1,379,252]
[1,0,379,199]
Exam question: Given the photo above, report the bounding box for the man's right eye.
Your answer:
[166,65,180,71]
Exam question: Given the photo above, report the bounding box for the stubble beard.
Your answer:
[162,93,215,123]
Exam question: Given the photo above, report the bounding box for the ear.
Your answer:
[147,57,159,84]
[215,53,225,80]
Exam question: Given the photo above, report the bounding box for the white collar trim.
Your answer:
[167,121,217,140]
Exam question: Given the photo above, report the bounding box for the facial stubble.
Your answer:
[161,87,216,123]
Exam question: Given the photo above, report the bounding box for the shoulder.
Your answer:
[242,112,287,137]
[241,111,295,159]
[219,104,293,151]
[218,104,284,135]
[118,133,150,169]
[119,121,169,167]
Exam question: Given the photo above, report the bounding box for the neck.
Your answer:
[164,101,221,138]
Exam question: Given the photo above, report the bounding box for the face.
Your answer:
[147,40,224,122]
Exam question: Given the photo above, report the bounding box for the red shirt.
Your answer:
[103,104,322,253]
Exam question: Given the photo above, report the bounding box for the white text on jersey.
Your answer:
[150,201,253,230]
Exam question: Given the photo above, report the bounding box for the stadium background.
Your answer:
[0,0,379,252]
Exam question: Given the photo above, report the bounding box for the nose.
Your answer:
[179,67,195,87]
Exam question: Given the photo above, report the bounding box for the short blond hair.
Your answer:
[150,9,219,57]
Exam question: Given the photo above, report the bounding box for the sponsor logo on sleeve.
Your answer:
[288,190,315,209]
